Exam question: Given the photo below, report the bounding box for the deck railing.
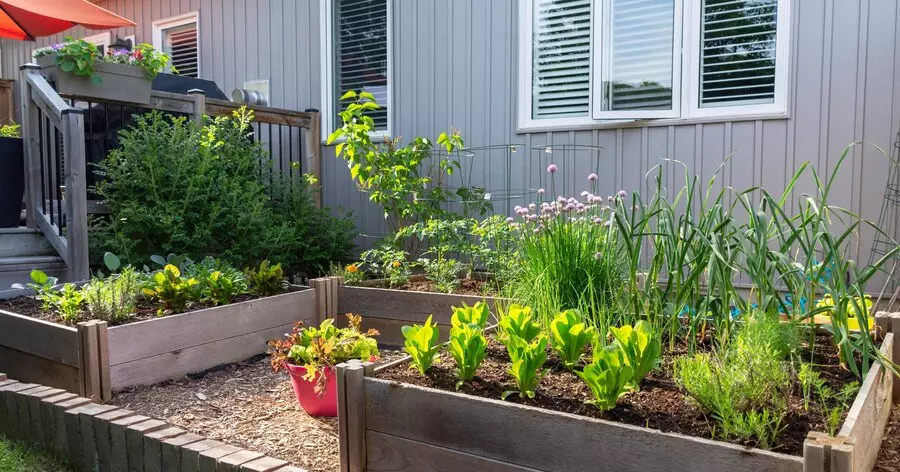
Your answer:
[19,64,322,281]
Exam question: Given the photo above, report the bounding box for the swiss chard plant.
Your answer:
[498,304,542,344]
[447,321,487,389]
[609,320,661,390]
[577,346,634,411]
[201,270,249,305]
[142,264,199,316]
[502,334,549,400]
[401,315,441,375]
[245,260,285,296]
[549,310,595,370]
[450,301,490,330]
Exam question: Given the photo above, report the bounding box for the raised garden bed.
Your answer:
[0,282,326,400]
[334,316,900,472]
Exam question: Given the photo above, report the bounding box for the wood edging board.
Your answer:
[0,309,79,366]
[357,377,803,472]
[0,373,298,472]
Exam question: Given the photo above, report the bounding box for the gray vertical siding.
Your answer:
[1,0,899,287]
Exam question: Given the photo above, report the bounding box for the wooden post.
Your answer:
[189,89,206,125]
[77,321,101,401]
[62,107,89,281]
[338,360,368,472]
[892,314,900,402]
[875,312,890,341]
[20,65,41,229]
[96,321,111,402]
[304,108,322,208]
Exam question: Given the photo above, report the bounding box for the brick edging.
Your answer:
[0,373,306,472]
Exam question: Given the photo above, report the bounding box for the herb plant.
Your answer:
[360,245,411,288]
[141,264,199,316]
[609,321,661,390]
[549,310,595,370]
[502,334,549,400]
[401,315,441,375]
[246,260,285,297]
[81,267,142,323]
[448,321,487,389]
[577,347,634,411]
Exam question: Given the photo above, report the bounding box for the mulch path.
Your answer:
[875,406,900,471]
[111,350,407,472]
[378,335,855,456]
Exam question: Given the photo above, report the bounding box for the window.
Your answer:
[83,32,112,54]
[519,0,791,129]
[152,13,199,78]
[321,0,392,138]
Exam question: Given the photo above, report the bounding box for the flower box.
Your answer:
[334,316,899,472]
[36,55,152,105]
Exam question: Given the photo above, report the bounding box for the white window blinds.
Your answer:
[163,23,198,78]
[334,0,389,130]
[604,0,676,111]
[699,0,778,107]
[532,0,592,119]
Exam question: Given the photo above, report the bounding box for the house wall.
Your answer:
[2,0,899,290]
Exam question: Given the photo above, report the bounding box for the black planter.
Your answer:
[0,136,24,228]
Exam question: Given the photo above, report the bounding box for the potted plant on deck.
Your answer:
[0,122,23,227]
[33,39,170,105]
[268,314,379,417]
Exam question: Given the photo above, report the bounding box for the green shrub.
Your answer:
[82,267,142,323]
[93,109,355,276]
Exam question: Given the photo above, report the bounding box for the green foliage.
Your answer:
[359,245,411,288]
[34,38,170,82]
[735,312,799,359]
[577,347,634,411]
[93,109,354,276]
[12,269,59,311]
[141,264,199,316]
[470,215,520,289]
[200,270,248,305]
[401,315,441,375]
[0,122,20,138]
[448,321,487,388]
[498,304,542,344]
[245,260,285,297]
[549,310,595,370]
[502,334,549,400]
[609,320,661,390]
[0,434,74,472]
[81,267,142,323]
[420,257,461,294]
[451,302,490,330]
[797,364,859,436]
[333,262,366,285]
[54,284,85,324]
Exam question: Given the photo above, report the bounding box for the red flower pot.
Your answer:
[285,363,337,417]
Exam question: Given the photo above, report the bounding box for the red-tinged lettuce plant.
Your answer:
[268,314,379,395]
[401,315,441,375]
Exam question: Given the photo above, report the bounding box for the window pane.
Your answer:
[532,0,592,119]
[700,0,777,107]
[163,24,198,78]
[604,0,676,111]
[334,0,388,130]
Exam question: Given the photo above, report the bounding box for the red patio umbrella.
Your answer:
[0,0,135,41]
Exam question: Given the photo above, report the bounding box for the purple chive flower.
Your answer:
[581,191,589,197]
[506,217,515,224]
[617,190,628,199]
[588,173,598,182]
[557,196,566,204]
[514,205,522,212]
[537,188,545,195]
[564,203,576,212]
[607,196,614,203]
[576,203,586,212]
[516,208,529,216]
[528,203,536,211]
[594,217,603,225]
[533,227,541,234]
[527,214,539,222]
[547,164,558,174]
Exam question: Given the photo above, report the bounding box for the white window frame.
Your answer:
[83,32,112,49]
[152,12,200,76]
[517,0,791,132]
[320,0,393,142]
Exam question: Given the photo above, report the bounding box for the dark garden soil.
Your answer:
[111,349,406,472]
[874,406,900,471]
[0,293,263,326]
[378,334,857,456]
[360,276,497,296]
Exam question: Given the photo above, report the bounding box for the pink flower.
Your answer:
[506,217,514,224]
[547,164,558,174]
[588,173,598,182]
[581,191,589,197]
[594,217,603,225]
[617,190,627,199]
[537,188,545,195]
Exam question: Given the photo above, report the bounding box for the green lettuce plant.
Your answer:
[401,315,441,375]
[502,334,549,400]
[142,264,199,316]
[549,309,595,370]
[498,304,541,344]
[447,321,487,389]
[609,320,661,390]
[451,301,490,329]
[577,346,634,411]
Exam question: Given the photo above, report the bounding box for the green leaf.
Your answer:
[60,62,75,72]
[30,269,49,285]
[103,252,121,272]
[358,91,376,101]
[339,90,357,100]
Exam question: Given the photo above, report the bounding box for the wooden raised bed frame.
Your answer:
[335,312,900,472]
[0,284,325,401]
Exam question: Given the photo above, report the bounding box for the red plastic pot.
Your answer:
[285,363,337,417]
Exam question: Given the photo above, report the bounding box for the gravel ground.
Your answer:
[111,350,407,472]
